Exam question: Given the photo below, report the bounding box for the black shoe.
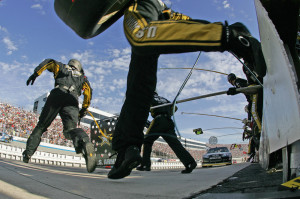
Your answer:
[22,150,31,163]
[226,22,266,79]
[181,161,197,174]
[136,166,151,171]
[82,142,97,173]
[108,146,142,179]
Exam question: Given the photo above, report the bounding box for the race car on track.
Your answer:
[202,146,232,167]
[0,132,13,143]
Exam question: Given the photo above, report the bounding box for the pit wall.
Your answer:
[255,0,300,170]
[0,142,243,169]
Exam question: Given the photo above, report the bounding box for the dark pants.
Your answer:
[112,1,263,153]
[141,115,195,168]
[25,88,89,156]
[112,3,222,152]
[112,52,159,151]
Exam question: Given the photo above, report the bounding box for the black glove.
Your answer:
[26,73,38,86]
[79,107,88,119]
[227,87,238,95]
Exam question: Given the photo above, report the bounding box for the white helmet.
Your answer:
[68,59,82,72]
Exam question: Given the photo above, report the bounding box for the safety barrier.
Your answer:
[0,143,86,167]
[152,161,185,169]
[0,143,244,169]
[0,143,189,169]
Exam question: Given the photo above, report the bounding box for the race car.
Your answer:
[202,146,232,167]
[0,132,13,143]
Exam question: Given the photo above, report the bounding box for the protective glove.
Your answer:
[79,107,88,119]
[26,73,38,86]
[226,87,238,95]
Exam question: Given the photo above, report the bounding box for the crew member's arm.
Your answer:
[26,59,61,85]
[79,77,92,119]
[234,78,248,88]
[34,59,61,77]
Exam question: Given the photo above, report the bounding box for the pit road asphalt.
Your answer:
[193,163,300,199]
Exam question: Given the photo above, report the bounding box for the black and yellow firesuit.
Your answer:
[227,73,262,159]
[137,93,197,173]
[109,0,266,179]
[23,59,97,172]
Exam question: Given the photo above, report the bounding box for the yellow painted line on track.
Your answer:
[281,176,300,189]
[0,160,141,179]
[202,162,232,167]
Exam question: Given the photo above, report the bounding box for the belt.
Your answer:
[55,85,76,93]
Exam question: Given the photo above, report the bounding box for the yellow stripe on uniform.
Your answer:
[124,16,222,47]
[82,82,91,108]
[52,64,60,78]
[145,119,155,135]
[36,63,51,75]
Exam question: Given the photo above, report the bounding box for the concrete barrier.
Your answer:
[0,142,244,170]
[0,143,186,169]
[0,143,85,167]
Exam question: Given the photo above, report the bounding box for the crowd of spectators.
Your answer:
[150,143,249,162]
[0,101,247,161]
[151,142,205,161]
[0,102,90,148]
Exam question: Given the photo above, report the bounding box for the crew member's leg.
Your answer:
[161,117,197,173]
[23,90,61,163]
[137,119,160,171]
[60,102,97,173]
[109,52,158,179]
[124,2,266,78]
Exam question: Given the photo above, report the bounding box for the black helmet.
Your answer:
[68,59,82,72]
[227,73,236,82]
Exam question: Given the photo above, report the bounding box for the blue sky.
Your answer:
[0,0,260,144]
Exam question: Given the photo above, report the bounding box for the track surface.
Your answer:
[1,142,299,198]
[0,158,249,199]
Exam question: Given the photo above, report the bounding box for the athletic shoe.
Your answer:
[108,146,142,179]
[82,142,97,173]
[136,165,151,171]
[181,161,197,174]
[22,150,31,163]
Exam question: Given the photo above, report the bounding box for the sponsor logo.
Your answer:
[135,26,157,39]
[98,131,110,146]
[98,158,116,165]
